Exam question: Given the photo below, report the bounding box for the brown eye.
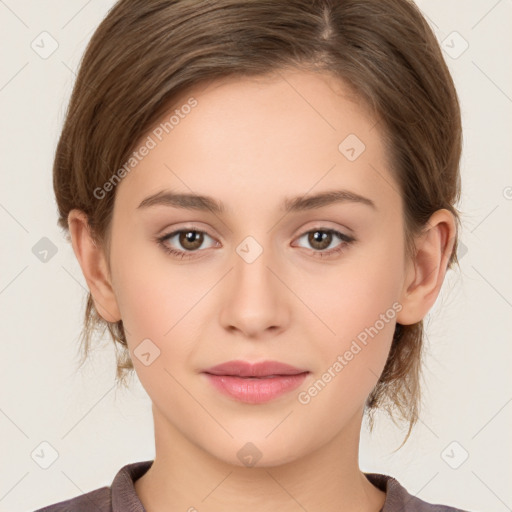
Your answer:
[307,230,333,251]
[158,228,217,259]
[294,228,355,258]
[178,230,204,251]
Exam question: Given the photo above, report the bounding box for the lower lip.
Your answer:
[203,373,308,404]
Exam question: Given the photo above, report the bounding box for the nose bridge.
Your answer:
[234,233,280,302]
[219,234,288,336]
[235,237,274,294]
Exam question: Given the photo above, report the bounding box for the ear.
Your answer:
[67,209,121,323]
[396,209,456,325]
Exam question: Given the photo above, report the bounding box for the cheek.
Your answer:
[299,244,403,344]
[296,276,398,427]
[111,247,214,372]
[112,238,196,331]
[294,237,403,394]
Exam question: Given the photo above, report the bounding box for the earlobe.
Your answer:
[67,209,121,323]
[396,209,456,326]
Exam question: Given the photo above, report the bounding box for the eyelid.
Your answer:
[291,227,355,255]
[291,220,354,238]
[158,226,219,249]
[157,222,352,244]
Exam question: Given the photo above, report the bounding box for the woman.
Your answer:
[37,0,469,510]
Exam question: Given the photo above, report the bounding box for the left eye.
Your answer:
[294,228,355,256]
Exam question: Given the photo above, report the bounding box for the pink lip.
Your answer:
[202,360,309,404]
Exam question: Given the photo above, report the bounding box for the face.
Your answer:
[106,69,410,466]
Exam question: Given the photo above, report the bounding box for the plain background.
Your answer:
[1,1,511,511]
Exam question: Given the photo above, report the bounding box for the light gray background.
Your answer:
[1,1,511,511]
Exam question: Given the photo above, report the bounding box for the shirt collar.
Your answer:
[110,460,444,512]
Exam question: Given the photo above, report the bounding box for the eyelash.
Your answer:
[156,226,356,260]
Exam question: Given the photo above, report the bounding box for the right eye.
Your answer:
[157,228,219,259]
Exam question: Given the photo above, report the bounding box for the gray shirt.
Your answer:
[33,460,470,511]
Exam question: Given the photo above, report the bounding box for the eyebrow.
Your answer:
[137,188,377,214]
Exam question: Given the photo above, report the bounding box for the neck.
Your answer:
[134,405,386,512]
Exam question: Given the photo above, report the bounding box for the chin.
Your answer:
[202,434,310,469]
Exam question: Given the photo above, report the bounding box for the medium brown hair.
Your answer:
[53,0,462,447]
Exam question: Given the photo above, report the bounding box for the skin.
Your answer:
[68,68,455,512]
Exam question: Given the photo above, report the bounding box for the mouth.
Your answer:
[201,360,309,404]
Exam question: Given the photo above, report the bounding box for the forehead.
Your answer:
[114,69,397,216]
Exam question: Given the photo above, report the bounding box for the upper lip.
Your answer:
[202,360,308,377]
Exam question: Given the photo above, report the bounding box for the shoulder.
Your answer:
[32,486,111,512]
[32,460,153,512]
[364,473,473,512]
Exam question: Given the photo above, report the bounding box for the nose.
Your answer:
[219,243,290,339]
